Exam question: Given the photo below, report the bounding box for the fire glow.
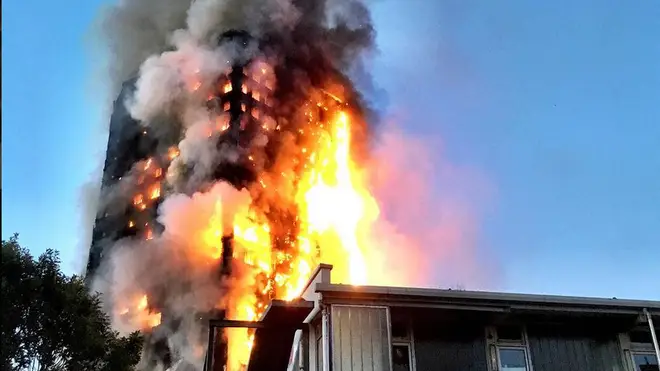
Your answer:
[92,1,481,369]
[117,295,162,330]
[121,64,379,369]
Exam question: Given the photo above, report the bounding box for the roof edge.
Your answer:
[315,283,660,313]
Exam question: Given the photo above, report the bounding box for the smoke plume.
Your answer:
[89,0,492,370]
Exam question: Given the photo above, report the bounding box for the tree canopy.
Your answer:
[1,234,143,371]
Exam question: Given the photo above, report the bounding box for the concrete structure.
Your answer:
[210,265,660,371]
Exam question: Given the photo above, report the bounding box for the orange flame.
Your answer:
[205,93,378,369]
[149,183,161,200]
[168,146,180,160]
[133,194,144,207]
[117,295,161,330]
[121,60,388,370]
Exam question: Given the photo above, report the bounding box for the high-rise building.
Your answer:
[86,30,264,280]
[85,29,287,370]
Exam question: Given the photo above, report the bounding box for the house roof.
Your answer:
[246,299,313,371]
[315,283,660,316]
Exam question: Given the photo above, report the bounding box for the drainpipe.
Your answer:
[322,306,330,371]
[643,308,660,362]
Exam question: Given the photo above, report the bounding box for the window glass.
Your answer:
[497,325,524,342]
[499,348,528,371]
[391,318,409,340]
[630,330,654,344]
[392,344,411,371]
[633,353,659,371]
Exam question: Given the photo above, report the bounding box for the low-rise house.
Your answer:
[207,264,660,371]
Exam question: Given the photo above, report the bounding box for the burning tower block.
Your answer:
[86,26,370,371]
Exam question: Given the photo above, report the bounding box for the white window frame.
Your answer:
[496,346,531,371]
[391,342,416,371]
[389,316,416,371]
[485,325,534,371]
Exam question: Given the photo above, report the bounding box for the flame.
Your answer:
[133,194,144,207]
[149,183,161,200]
[168,146,180,160]
[202,200,225,259]
[117,295,161,330]
[117,60,385,370]
[204,88,378,369]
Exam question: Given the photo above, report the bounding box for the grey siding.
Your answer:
[412,324,488,371]
[331,305,391,371]
[527,326,626,371]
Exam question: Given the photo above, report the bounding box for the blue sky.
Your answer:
[3,1,659,299]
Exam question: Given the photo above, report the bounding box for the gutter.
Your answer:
[315,283,660,315]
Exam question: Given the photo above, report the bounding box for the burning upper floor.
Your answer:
[87,20,378,370]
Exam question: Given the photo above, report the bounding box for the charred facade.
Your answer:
[86,27,365,370]
[87,30,267,279]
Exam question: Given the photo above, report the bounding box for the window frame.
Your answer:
[389,315,416,371]
[497,346,531,371]
[485,325,534,371]
[391,342,415,371]
[629,351,659,371]
[619,329,659,371]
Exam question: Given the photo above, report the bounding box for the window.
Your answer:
[486,325,531,371]
[392,344,412,371]
[497,325,524,342]
[499,347,529,371]
[390,315,415,371]
[621,329,659,371]
[631,353,658,371]
[391,320,409,340]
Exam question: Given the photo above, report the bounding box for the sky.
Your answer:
[2,0,659,300]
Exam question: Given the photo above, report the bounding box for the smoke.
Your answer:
[97,0,190,96]
[88,0,492,369]
[93,182,251,367]
[73,169,103,275]
[93,1,377,367]
[361,121,497,289]
[127,36,232,123]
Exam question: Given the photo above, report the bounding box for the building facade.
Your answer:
[243,265,659,371]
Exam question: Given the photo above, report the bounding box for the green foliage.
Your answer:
[1,234,144,371]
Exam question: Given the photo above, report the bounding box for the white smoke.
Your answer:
[94,182,252,369]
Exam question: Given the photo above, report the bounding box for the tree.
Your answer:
[1,234,143,371]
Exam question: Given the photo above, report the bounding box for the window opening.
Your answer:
[631,352,658,371]
[392,344,412,371]
[498,347,529,371]
[497,325,524,342]
[486,325,532,371]
[390,315,415,371]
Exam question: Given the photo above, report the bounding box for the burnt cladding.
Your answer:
[86,78,160,279]
[85,30,267,281]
